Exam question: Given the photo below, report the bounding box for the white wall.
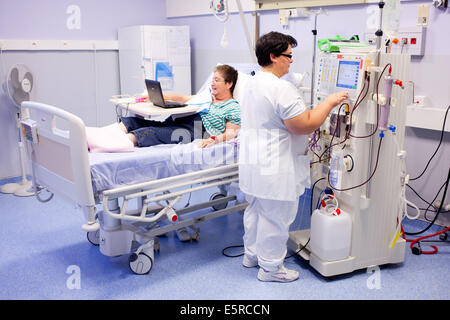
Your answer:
[0,0,168,180]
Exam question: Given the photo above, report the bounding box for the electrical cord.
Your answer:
[404,167,449,236]
[409,180,449,222]
[406,181,447,209]
[221,244,244,258]
[30,148,54,203]
[402,105,449,235]
[410,105,449,181]
[221,178,327,260]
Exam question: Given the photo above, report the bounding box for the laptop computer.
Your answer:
[145,79,187,108]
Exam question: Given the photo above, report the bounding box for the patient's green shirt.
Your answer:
[200,99,241,136]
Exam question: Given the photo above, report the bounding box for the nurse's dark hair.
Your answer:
[255,32,297,67]
[214,64,239,95]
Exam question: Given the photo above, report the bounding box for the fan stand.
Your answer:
[0,112,34,197]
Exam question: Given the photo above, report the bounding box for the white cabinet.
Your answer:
[118,25,191,96]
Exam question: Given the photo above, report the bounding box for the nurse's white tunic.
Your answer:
[238,71,311,271]
[239,71,310,202]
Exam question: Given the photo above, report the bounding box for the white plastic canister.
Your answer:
[310,208,352,261]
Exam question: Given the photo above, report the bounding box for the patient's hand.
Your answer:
[197,137,216,148]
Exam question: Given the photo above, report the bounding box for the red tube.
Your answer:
[402,225,450,255]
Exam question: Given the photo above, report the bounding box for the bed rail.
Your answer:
[20,101,98,231]
[101,163,239,223]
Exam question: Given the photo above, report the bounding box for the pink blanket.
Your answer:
[85,123,134,153]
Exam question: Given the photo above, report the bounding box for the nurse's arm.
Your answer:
[283,91,348,135]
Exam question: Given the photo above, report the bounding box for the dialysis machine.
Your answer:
[288,49,411,277]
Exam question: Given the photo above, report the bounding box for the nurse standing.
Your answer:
[239,32,348,282]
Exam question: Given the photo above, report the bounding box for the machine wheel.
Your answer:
[210,193,228,211]
[411,242,421,255]
[129,252,153,275]
[87,230,100,246]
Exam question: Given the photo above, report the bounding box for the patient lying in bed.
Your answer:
[86,65,241,153]
[119,64,241,149]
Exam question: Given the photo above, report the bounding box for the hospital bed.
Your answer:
[20,68,254,274]
[21,100,247,274]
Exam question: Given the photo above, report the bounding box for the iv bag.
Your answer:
[383,0,401,38]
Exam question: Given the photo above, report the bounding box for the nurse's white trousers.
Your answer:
[243,194,299,271]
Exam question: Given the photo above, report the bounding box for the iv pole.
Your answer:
[310,13,318,108]
[308,8,325,109]
[366,0,385,199]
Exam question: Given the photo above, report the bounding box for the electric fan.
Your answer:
[0,64,35,197]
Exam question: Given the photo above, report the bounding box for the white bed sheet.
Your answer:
[88,139,238,193]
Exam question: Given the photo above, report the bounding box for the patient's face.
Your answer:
[211,71,232,98]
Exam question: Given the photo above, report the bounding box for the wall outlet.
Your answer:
[287,8,298,17]
[279,8,298,17]
[364,26,425,56]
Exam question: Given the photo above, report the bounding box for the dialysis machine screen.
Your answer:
[336,60,360,89]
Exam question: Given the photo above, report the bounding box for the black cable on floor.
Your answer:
[222,244,244,258]
[221,178,327,260]
[405,167,450,236]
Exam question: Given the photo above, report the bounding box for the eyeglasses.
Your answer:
[212,78,226,83]
[279,53,293,59]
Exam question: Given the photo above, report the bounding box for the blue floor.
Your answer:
[0,177,449,300]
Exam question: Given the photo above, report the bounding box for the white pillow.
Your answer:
[232,71,252,105]
[195,63,259,106]
[282,71,307,88]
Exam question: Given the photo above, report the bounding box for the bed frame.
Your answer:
[20,101,247,274]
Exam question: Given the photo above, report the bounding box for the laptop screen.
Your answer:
[145,79,165,107]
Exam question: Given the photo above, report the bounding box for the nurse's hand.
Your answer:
[326,92,349,106]
[197,137,216,148]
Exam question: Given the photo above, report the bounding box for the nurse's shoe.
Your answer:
[242,254,258,268]
[257,265,299,282]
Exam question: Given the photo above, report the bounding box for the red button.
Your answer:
[411,38,417,44]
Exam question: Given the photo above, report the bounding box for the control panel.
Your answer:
[314,52,373,104]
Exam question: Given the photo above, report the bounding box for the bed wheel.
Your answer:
[210,192,228,211]
[191,233,200,241]
[87,230,100,246]
[129,252,153,275]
